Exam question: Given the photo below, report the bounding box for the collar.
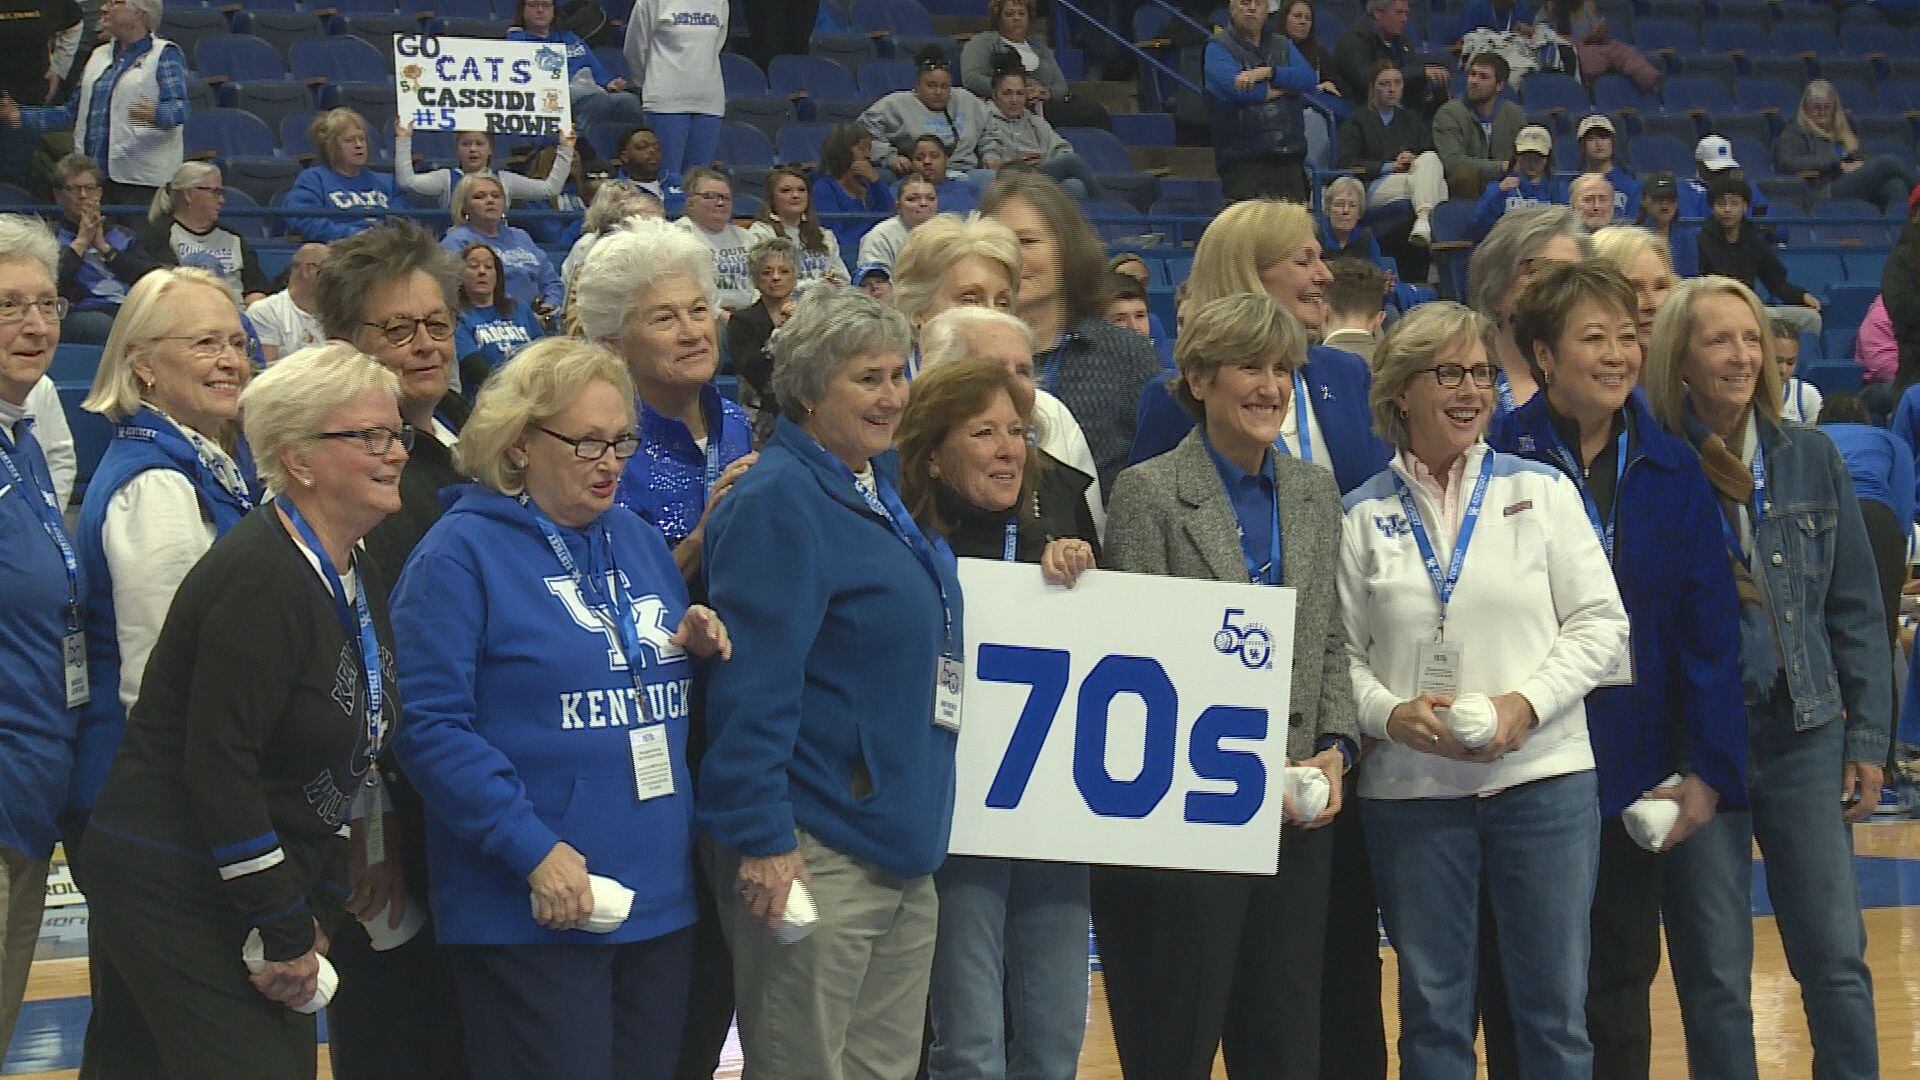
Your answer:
[638,383,721,447]
[0,395,25,440]
[1468,98,1497,121]
[1201,429,1273,490]
[773,414,903,517]
[1377,107,1398,124]
[1515,387,1679,469]
[1542,396,1621,463]
[113,34,154,62]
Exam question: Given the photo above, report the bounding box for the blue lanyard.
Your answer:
[1277,370,1313,463]
[841,461,957,654]
[1394,451,1495,639]
[0,428,80,632]
[520,495,659,715]
[1002,517,1019,561]
[1494,370,1517,416]
[280,499,385,756]
[1261,465,1283,586]
[1547,419,1628,562]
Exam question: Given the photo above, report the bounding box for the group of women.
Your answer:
[0,160,1894,1080]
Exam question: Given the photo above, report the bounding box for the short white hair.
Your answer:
[918,305,1035,370]
[573,217,717,346]
[241,343,400,493]
[127,0,163,29]
[0,214,58,280]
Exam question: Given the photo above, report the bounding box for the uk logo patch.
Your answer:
[1373,513,1410,540]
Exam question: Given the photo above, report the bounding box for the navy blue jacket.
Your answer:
[1128,344,1391,496]
[1491,392,1747,814]
[1204,26,1316,168]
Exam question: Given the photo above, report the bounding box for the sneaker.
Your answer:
[1410,212,1432,246]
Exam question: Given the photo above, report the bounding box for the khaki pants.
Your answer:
[707,832,938,1080]
[0,847,49,1060]
[1368,151,1449,215]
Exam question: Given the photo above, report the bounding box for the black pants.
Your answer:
[325,917,468,1080]
[1044,95,1112,131]
[672,854,737,1080]
[1319,776,1388,1080]
[1220,155,1307,204]
[1091,824,1332,1080]
[742,0,821,72]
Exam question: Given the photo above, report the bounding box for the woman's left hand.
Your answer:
[672,605,732,660]
[1039,538,1095,587]
[1842,760,1883,822]
[1473,692,1538,760]
[1295,747,1345,829]
[346,813,408,927]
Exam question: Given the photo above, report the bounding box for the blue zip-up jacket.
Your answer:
[1470,174,1559,240]
[0,419,80,858]
[1884,380,1920,513]
[392,485,699,945]
[1127,344,1391,495]
[1490,391,1747,815]
[456,301,547,375]
[698,418,960,879]
[442,223,564,311]
[283,165,399,242]
[72,408,255,816]
[616,384,753,548]
[1320,220,1386,267]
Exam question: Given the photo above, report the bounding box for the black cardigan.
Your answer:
[936,453,1100,563]
[1336,106,1436,180]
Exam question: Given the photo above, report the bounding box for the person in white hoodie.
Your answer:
[624,0,728,181]
[1335,300,1627,1080]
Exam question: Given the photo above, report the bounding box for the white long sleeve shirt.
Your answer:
[102,469,217,710]
[623,0,728,116]
[23,376,73,510]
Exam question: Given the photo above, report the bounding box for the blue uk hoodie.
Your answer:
[392,485,699,946]
[443,223,565,312]
[282,165,401,242]
[456,301,547,374]
[1470,174,1559,240]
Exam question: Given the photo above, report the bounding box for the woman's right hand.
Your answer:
[528,841,592,930]
[1040,537,1095,587]
[1386,693,1478,761]
[736,850,809,934]
[249,950,320,1008]
[396,114,411,136]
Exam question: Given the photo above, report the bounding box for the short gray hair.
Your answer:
[0,214,58,279]
[85,267,237,422]
[457,337,635,495]
[311,219,460,341]
[241,343,400,493]
[1369,301,1493,450]
[918,305,1035,370]
[127,0,163,30]
[748,235,798,275]
[573,217,717,346]
[53,153,99,188]
[1469,205,1591,318]
[151,161,220,223]
[582,180,661,235]
[1323,175,1366,207]
[770,287,913,420]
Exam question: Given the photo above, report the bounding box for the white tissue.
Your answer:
[776,878,818,946]
[1439,693,1498,749]
[1283,766,1332,822]
[1623,774,1686,852]
[242,928,338,1014]
[528,874,635,934]
[359,896,426,952]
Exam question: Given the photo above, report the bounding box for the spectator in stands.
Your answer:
[1698,176,1822,334]
[857,262,893,303]
[1774,79,1920,216]
[390,336,728,1080]
[814,123,896,266]
[47,153,160,345]
[961,0,1108,130]
[1337,60,1446,246]
[983,171,1161,494]
[1319,175,1386,263]
[1333,0,1450,116]
[1568,173,1615,232]
[624,0,729,181]
[441,173,564,323]
[611,125,672,202]
[1470,204,1591,414]
[1280,0,1345,98]
[1646,274,1890,1080]
[728,237,800,436]
[455,243,547,393]
[284,109,400,243]
[1888,187,1920,393]
[1857,295,1898,385]
[514,138,593,248]
[866,47,990,177]
[1459,0,1536,37]
[248,243,328,365]
[1469,124,1559,240]
[138,162,267,305]
[1774,316,1822,423]
[0,0,81,188]
[510,0,644,136]
[1817,392,1911,666]
[1433,52,1526,200]
[1591,225,1676,344]
[909,134,982,214]
[699,288,955,1080]
[0,0,182,206]
[1323,258,1389,361]
[1679,136,1768,222]
[80,343,404,1078]
[980,71,1106,201]
[1104,270,1152,339]
[857,176,940,278]
[0,213,78,1064]
[1538,0,1660,92]
[1109,252,1150,288]
[1567,115,1638,223]
[395,121,576,211]
[747,165,850,288]
[1204,0,1318,203]
[563,181,664,318]
[1635,173,1697,279]
[675,167,756,317]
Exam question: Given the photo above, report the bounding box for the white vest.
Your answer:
[74,35,184,188]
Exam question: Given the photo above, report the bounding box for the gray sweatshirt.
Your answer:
[860,88,989,171]
[978,104,1072,165]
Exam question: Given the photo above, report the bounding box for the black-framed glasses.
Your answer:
[0,296,68,324]
[1422,362,1501,389]
[362,314,455,347]
[313,426,415,456]
[535,426,640,461]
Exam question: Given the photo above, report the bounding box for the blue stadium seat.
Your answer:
[1773,22,1840,57]
[1780,249,1845,285]
[1707,113,1774,151]
[279,113,317,158]
[1748,57,1812,89]
[1424,10,1458,48]
[1520,73,1589,114]
[333,13,421,52]
[62,387,111,496]
[1633,18,1700,55]
[435,16,508,37]
[812,98,868,126]
[579,121,625,161]
[1637,113,1700,146]
[47,345,103,386]
[721,53,770,96]
[724,96,797,143]
[1734,78,1800,115]
[1110,113,1175,146]
[851,0,935,36]
[1703,22,1771,56]
[430,0,495,14]
[160,9,233,64]
[1660,76,1736,115]
[1060,127,1135,173]
[1839,5,1890,31]
[1629,134,1693,176]
[775,122,835,166]
[591,47,629,81]
[185,108,278,160]
[1839,24,1892,57]
[1856,115,1915,152]
[331,0,402,13]
[195,35,291,84]
[1876,81,1920,113]
[1591,74,1657,115]
[1800,358,1862,396]
[812,34,878,73]
[242,11,327,64]
[1727,135,1773,177]
[224,156,304,204]
[1822,327,1857,360]
[1084,199,1150,244]
[1824,78,1878,113]
[219,188,272,241]
[717,122,777,175]
[857,59,917,99]
[329,83,398,120]
[291,37,388,84]
[225,82,314,137]
[768,55,859,101]
[1668,54,1738,91]
[186,79,218,115]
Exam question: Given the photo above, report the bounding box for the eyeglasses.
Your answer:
[60,182,101,195]
[535,425,640,461]
[313,426,415,456]
[156,332,251,360]
[1421,362,1501,389]
[0,296,68,324]
[691,191,731,202]
[362,314,455,347]
[185,185,224,196]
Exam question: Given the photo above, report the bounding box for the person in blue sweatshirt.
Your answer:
[1566,114,1641,223]
[392,336,731,1080]
[1470,123,1560,240]
[507,0,645,134]
[440,173,564,322]
[699,288,960,1078]
[282,109,402,243]
[453,242,547,395]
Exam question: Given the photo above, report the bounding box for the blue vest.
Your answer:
[1208,28,1308,167]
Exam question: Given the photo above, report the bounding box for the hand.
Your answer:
[1234,69,1261,92]
[1039,537,1096,587]
[606,77,629,92]
[1641,774,1719,850]
[0,93,22,128]
[560,129,576,151]
[1385,693,1479,761]
[1317,80,1341,96]
[1029,83,1051,103]
[852,157,880,184]
[1842,760,1883,823]
[1474,691,1538,759]
[1500,175,1522,191]
[982,154,1003,170]
[1395,151,1416,171]
[128,97,157,126]
[396,114,412,135]
[1018,151,1041,165]
[1426,64,1451,85]
[889,154,913,176]
[736,849,809,933]
[671,604,732,660]
[1803,294,1823,313]
[345,814,408,928]
[249,949,320,1008]
[528,842,592,930]
[1838,157,1862,174]
[774,298,795,322]
[1295,747,1346,829]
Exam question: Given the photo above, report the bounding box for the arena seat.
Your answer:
[186,109,278,161]
[195,35,291,84]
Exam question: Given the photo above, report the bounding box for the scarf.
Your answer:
[1682,404,1765,608]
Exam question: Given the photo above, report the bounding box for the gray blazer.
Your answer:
[1105,429,1359,762]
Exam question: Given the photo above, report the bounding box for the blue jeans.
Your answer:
[1829,155,1920,213]
[926,856,1089,1080]
[572,84,646,136]
[1363,771,1600,1080]
[1036,153,1105,202]
[1661,809,1760,1080]
[646,112,723,181]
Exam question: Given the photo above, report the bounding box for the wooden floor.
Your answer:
[11,821,1920,1079]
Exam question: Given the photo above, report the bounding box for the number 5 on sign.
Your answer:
[950,560,1296,874]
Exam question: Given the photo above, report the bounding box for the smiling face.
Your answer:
[619,273,718,399]
[803,349,911,471]
[991,198,1060,312]
[752,255,796,304]
[519,376,631,528]
[0,258,59,405]
[1536,297,1641,423]
[136,284,250,437]
[460,246,498,306]
[357,270,454,416]
[920,254,1016,329]
[897,180,940,228]
[1325,189,1361,233]
[1190,350,1293,465]
[770,172,809,221]
[686,177,732,232]
[930,388,1027,513]
[1257,239,1333,333]
[1398,335,1495,466]
[465,179,506,231]
[1620,247,1675,340]
[303,387,408,525]
[1681,292,1765,422]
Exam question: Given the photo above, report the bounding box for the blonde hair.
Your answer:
[309,108,371,171]
[1172,294,1308,421]
[150,161,220,223]
[85,268,240,422]
[1643,275,1782,437]
[1590,224,1673,277]
[1368,302,1492,450]
[457,337,636,495]
[1795,79,1858,154]
[241,343,399,493]
[450,172,508,225]
[892,214,1021,326]
[1187,200,1316,310]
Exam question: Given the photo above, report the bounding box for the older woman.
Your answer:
[676,167,758,316]
[1320,175,1386,264]
[46,153,163,346]
[562,181,664,316]
[728,237,799,436]
[455,243,547,392]
[1095,292,1356,1080]
[442,173,564,322]
[1590,225,1677,344]
[391,337,728,1079]
[1489,263,1748,1080]
[700,288,957,1077]
[0,214,80,1060]
[284,109,400,242]
[813,123,896,259]
[899,355,1097,1080]
[748,165,850,288]
[959,0,1106,129]
[1468,204,1591,417]
[396,120,575,210]
[79,344,406,1076]
[0,0,184,206]
[1774,80,1920,215]
[1644,276,1892,1080]
[138,163,267,304]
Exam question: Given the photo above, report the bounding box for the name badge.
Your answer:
[1598,616,1634,687]
[63,632,89,709]
[629,725,676,802]
[934,655,964,732]
[1415,640,1465,698]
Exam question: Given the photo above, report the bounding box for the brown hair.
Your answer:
[754,164,830,257]
[1509,261,1638,382]
[456,242,510,312]
[896,355,1042,537]
[1326,259,1389,319]
[979,169,1113,322]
